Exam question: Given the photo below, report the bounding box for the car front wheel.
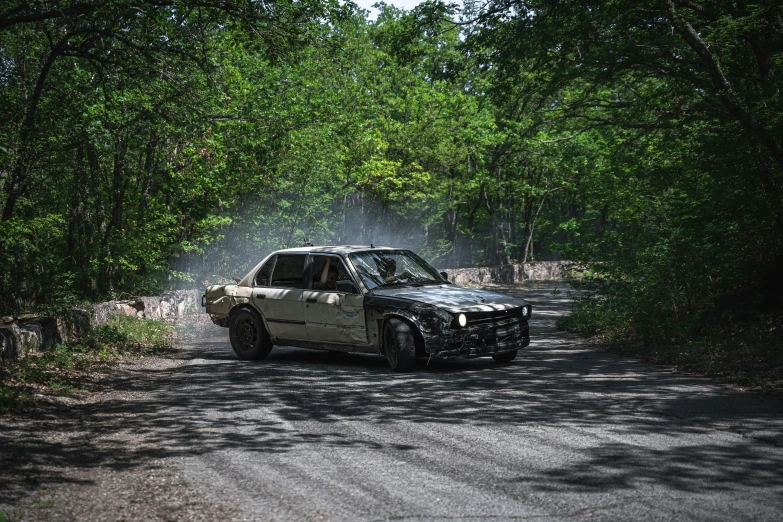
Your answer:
[229,309,272,360]
[492,350,518,363]
[383,318,416,372]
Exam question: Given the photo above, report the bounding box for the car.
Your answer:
[202,246,531,371]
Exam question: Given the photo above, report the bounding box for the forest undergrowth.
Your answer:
[0,316,173,413]
[560,270,783,393]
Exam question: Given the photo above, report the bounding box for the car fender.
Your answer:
[364,294,452,355]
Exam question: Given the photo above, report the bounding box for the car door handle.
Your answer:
[306,298,317,303]
[256,294,266,299]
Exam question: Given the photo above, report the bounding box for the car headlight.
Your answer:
[521,305,530,318]
[457,313,467,327]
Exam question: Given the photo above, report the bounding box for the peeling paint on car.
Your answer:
[332,294,360,318]
[363,291,529,359]
[209,296,233,316]
[303,290,366,344]
[371,285,521,313]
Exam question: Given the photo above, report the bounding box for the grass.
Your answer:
[0,315,173,413]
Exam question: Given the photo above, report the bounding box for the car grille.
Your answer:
[464,307,524,328]
[441,307,529,356]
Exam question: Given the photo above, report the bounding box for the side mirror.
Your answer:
[336,280,359,294]
[440,271,450,281]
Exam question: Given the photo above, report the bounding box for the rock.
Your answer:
[519,261,569,281]
[0,323,21,364]
[30,317,62,349]
[2,316,68,361]
[141,296,165,319]
[88,290,201,325]
[442,261,570,286]
[0,289,204,364]
[19,322,43,353]
[90,300,116,325]
[116,304,138,316]
[56,309,90,344]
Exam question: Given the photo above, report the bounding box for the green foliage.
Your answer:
[0,384,35,415]
[2,0,783,387]
[88,315,174,353]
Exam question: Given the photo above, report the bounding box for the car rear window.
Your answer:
[270,254,306,288]
[254,256,276,286]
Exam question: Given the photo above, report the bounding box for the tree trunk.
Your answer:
[98,136,129,292]
[138,132,158,226]
[523,192,549,265]
[342,193,348,243]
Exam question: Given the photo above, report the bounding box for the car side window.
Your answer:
[311,255,356,293]
[254,256,276,287]
[270,254,307,289]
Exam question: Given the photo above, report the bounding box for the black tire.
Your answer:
[229,309,272,360]
[383,318,417,372]
[492,350,518,363]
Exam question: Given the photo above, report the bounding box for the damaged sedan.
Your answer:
[203,246,531,372]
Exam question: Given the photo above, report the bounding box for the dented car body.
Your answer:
[203,246,531,371]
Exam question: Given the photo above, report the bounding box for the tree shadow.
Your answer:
[2,287,783,505]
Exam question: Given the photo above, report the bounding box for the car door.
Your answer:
[253,254,308,340]
[303,255,367,345]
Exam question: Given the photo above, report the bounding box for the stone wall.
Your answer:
[88,290,201,325]
[442,261,570,286]
[0,289,202,365]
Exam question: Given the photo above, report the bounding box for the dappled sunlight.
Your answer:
[2,287,783,509]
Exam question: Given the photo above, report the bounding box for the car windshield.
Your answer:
[348,250,445,290]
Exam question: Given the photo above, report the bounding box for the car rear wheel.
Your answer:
[383,318,416,372]
[492,350,518,363]
[229,309,272,360]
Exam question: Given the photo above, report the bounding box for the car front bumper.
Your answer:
[427,319,530,360]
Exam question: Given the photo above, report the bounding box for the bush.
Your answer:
[87,315,173,353]
[558,277,783,391]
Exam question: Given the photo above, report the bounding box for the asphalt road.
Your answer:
[3,285,783,521]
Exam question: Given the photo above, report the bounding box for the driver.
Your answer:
[377,257,412,283]
[314,259,339,291]
[376,258,398,282]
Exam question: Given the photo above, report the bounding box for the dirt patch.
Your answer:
[0,331,243,521]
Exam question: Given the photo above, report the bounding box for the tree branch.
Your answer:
[666,0,783,174]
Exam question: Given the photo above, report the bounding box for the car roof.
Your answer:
[273,245,400,255]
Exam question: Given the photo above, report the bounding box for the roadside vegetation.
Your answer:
[2,1,782,389]
[0,316,173,413]
[559,271,783,392]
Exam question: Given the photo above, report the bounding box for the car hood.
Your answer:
[371,284,527,313]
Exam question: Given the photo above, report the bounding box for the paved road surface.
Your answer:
[3,285,783,521]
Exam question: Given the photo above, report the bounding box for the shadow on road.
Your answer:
[2,286,783,503]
